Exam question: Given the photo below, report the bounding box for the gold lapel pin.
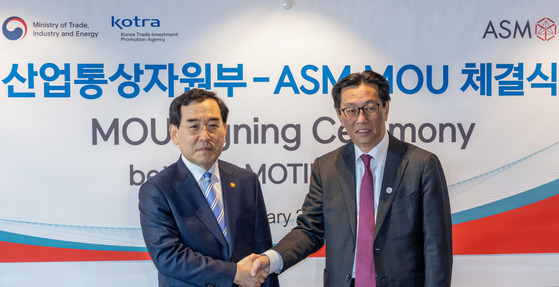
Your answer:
[230,182,236,188]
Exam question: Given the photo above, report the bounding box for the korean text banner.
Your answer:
[1,0,558,286]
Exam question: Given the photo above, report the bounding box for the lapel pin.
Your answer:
[230,182,236,188]
[386,187,393,194]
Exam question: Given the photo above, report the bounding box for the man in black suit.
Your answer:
[139,88,279,287]
[253,70,453,286]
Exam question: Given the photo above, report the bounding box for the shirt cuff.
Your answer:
[262,249,283,274]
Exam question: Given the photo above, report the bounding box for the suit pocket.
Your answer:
[233,206,255,240]
[235,204,254,226]
[390,190,418,210]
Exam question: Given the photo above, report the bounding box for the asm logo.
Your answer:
[483,18,556,41]
[535,18,556,41]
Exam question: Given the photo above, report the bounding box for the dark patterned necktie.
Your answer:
[355,154,376,287]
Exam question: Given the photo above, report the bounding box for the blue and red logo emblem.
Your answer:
[2,16,27,40]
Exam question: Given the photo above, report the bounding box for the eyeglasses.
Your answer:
[181,123,222,135]
[338,103,381,118]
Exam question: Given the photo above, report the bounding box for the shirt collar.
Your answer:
[353,131,389,165]
[180,154,220,182]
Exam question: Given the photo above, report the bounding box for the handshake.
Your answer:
[233,253,272,287]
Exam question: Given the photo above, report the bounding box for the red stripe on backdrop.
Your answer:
[0,241,151,262]
[11,192,556,263]
[0,239,326,262]
[453,194,559,255]
[308,245,325,257]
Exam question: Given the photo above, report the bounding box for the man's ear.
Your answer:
[335,109,344,128]
[169,124,179,145]
[383,101,390,121]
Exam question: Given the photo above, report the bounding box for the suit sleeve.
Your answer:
[138,180,236,286]
[421,154,453,286]
[272,156,326,271]
[252,175,280,287]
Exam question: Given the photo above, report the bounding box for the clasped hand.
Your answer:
[234,254,269,287]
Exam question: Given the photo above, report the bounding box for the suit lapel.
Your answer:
[338,144,358,242]
[173,159,229,250]
[375,134,408,241]
[219,160,236,255]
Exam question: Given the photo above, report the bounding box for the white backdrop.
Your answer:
[1,0,559,286]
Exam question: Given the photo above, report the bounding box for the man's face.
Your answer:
[336,83,389,153]
[170,99,227,171]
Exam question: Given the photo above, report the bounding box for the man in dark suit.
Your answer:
[252,71,453,286]
[139,89,279,287]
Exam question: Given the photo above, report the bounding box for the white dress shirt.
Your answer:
[265,132,389,276]
[351,131,388,277]
[181,155,224,208]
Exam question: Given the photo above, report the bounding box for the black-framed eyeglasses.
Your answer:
[338,103,381,118]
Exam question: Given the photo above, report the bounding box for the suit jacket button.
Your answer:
[345,274,351,280]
